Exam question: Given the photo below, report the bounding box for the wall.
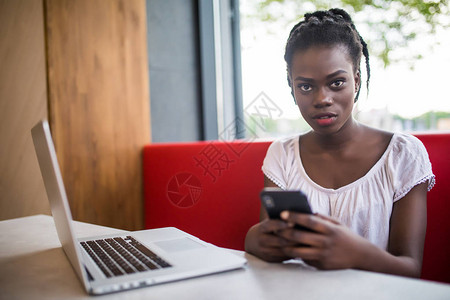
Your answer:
[0,0,151,231]
[147,0,203,142]
[0,0,50,220]
[146,0,244,142]
[45,0,151,230]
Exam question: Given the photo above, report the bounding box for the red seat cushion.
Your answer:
[143,140,271,250]
[414,133,450,283]
[143,133,450,283]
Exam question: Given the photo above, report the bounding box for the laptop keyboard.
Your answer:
[80,236,172,278]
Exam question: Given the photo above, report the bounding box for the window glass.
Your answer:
[240,0,450,139]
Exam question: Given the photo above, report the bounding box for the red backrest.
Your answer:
[143,140,271,250]
[143,134,450,283]
[414,133,450,283]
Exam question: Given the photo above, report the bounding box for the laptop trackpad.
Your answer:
[155,238,206,253]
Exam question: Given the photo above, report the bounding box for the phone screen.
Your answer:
[260,188,313,231]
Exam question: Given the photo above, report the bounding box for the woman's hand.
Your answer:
[245,218,297,262]
[276,211,372,270]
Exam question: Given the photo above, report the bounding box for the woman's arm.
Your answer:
[277,182,428,277]
[362,182,428,277]
[244,176,293,262]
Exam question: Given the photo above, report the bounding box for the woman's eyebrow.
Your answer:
[294,70,348,82]
[294,76,313,82]
[326,70,348,79]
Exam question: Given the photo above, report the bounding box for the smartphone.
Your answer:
[260,187,313,231]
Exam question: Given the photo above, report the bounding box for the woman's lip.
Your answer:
[313,113,337,119]
[312,114,337,126]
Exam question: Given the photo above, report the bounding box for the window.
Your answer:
[239,0,450,139]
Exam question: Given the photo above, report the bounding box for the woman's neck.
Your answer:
[309,118,363,150]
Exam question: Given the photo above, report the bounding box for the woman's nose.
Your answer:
[314,87,333,107]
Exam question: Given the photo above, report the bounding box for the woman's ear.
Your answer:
[287,73,297,104]
[353,70,362,103]
[291,90,297,105]
[354,70,361,94]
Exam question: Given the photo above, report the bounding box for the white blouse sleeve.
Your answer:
[261,137,297,190]
[389,133,435,202]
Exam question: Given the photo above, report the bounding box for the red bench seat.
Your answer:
[143,133,450,283]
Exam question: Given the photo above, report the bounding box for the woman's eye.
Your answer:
[331,80,345,88]
[298,84,312,92]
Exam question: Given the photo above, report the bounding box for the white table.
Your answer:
[1,215,449,299]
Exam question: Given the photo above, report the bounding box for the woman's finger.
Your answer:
[277,227,329,248]
[280,211,335,234]
[260,218,292,234]
[282,244,322,261]
[314,213,341,225]
[259,231,296,248]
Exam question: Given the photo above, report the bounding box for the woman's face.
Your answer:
[290,45,360,136]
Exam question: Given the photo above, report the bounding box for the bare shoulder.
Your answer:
[354,125,394,167]
[359,124,393,147]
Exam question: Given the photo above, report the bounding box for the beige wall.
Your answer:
[0,0,50,219]
[0,0,150,231]
[45,0,150,231]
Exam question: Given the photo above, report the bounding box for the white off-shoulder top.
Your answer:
[262,132,435,250]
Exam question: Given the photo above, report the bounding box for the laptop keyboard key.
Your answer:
[80,236,171,278]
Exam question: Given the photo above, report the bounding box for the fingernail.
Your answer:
[281,211,289,220]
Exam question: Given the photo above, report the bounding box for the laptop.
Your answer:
[31,120,246,295]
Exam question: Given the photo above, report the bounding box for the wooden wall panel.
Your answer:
[0,0,50,220]
[45,0,151,230]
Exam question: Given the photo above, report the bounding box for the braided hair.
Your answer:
[285,8,370,102]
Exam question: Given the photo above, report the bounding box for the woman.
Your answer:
[245,8,435,278]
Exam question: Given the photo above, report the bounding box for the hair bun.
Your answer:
[329,8,352,22]
[304,9,351,25]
